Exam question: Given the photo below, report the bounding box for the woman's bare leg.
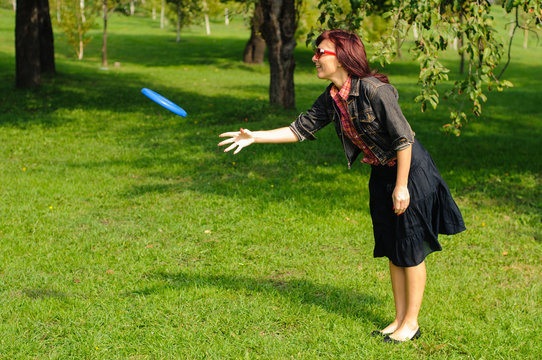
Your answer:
[381,261,407,334]
[389,261,426,341]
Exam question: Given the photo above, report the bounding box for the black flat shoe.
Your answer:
[382,328,421,344]
[371,330,394,337]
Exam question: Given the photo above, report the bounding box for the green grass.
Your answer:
[1,8,541,359]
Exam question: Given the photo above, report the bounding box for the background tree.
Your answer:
[15,0,40,87]
[127,0,137,15]
[216,0,267,64]
[100,0,124,68]
[56,0,96,60]
[201,0,235,35]
[203,0,211,35]
[260,0,300,109]
[243,1,265,64]
[166,0,201,42]
[161,0,166,28]
[39,0,56,73]
[15,0,55,88]
[310,0,542,134]
[102,0,109,67]
[150,0,159,20]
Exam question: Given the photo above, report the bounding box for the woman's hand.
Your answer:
[392,185,410,215]
[393,145,412,216]
[218,128,255,154]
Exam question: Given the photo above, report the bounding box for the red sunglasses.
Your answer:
[314,48,337,59]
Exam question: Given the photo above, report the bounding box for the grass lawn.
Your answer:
[0,7,541,359]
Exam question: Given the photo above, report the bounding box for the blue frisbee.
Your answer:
[141,88,187,117]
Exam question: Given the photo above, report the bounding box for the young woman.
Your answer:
[218,30,466,343]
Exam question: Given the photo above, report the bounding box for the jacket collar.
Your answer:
[348,77,361,97]
[326,76,361,96]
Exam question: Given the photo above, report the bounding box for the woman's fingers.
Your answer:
[218,138,235,146]
[223,143,246,154]
[218,129,252,154]
[394,199,410,215]
[219,132,240,138]
[233,144,245,154]
[218,131,241,148]
[224,143,238,153]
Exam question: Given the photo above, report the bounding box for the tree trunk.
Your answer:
[243,1,265,64]
[160,0,165,29]
[395,31,402,59]
[225,8,229,25]
[130,1,135,16]
[260,0,297,109]
[78,0,84,59]
[203,0,210,35]
[16,0,41,88]
[78,35,83,59]
[102,0,108,68]
[205,13,210,35]
[38,0,55,74]
[56,0,60,23]
[80,0,86,23]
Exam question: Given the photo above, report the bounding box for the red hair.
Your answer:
[316,30,389,83]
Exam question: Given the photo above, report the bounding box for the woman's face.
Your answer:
[313,39,342,81]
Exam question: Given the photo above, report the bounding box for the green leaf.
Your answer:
[504,0,515,13]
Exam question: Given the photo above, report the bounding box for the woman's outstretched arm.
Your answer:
[218,127,298,154]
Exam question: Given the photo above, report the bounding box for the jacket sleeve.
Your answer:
[289,90,333,141]
[369,84,415,151]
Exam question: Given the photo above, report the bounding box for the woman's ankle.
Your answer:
[399,319,419,331]
[381,319,403,333]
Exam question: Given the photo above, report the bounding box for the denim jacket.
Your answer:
[289,76,415,168]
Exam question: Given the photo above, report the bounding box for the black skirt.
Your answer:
[369,140,466,267]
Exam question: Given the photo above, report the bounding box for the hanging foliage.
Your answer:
[308,0,542,134]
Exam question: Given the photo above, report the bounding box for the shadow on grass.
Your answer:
[115,62,540,216]
[0,54,278,128]
[131,270,386,325]
[0,51,366,213]
[1,37,540,218]
[16,58,534,217]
